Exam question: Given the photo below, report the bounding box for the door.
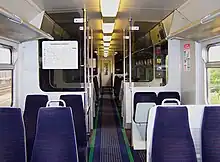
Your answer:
[101,60,112,87]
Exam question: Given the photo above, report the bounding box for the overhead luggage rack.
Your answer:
[168,9,220,42]
[0,7,53,43]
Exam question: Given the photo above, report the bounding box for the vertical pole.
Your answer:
[129,18,132,87]
[83,8,89,133]
[90,29,94,129]
[87,26,90,83]
[123,29,126,83]
[84,8,87,91]
[91,29,94,82]
[129,17,133,147]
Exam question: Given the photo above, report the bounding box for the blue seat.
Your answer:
[0,108,26,162]
[23,95,48,162]
[31,107,79,162]
[60,95,87,161]
[152,106,197,162]
[202,106,220,162]
[133,92,157,122]
[157,92,180,104]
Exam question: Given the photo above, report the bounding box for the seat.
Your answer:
[132,92,157,149]
[202,106,220,162]
[133,92,157,122]
[93,76,99,100]
[60,95,87,162]
[23,95,48,162]
[151,106,197,162]
[31,107,79,162]
[157,91,180,105]
[0,108,26,162]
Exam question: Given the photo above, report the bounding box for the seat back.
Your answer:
[151,106,197,162]
[93,76,99,97]
[133,92,157,122]
[23,95,48,162]
[31,107,78,162]
[60,95,86,147]
[0,108,26,162]
[114,76,120,96]
[202,106,220,162]
[157,91,180,105]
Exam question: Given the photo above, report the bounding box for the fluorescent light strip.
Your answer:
[100,0,120,17]
[104,42,110,46]
[102,22,115,33]
[103,36,112,41]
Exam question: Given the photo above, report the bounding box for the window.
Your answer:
[39,35,85,92]
[130,40,168,86]
[0,46,12,106]
[207,45,220,104]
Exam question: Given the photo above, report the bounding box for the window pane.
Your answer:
[207,68,220,104]
[0,47,11,64]
[209,46,220,62]
[0,70,12,106]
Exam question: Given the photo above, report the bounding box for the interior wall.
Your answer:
[195,42,206,104]
[16,41,85,111]
[180,41,196,104]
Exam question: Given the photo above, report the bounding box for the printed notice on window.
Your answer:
[42,41,78,69]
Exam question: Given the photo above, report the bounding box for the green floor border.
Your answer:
[113,99,134,162]
[88,101,101,162]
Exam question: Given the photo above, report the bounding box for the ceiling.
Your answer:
[32,0,188,55]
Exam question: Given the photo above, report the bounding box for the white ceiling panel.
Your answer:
[120,0,188,11]
[32,0,99,12]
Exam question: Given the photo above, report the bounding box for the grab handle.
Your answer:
[46,100,66,107]
[162,98,180,105]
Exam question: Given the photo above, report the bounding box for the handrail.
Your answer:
[46,99,66,107]
[162,98,180,105]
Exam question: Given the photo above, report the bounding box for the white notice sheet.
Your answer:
[42,41,78,69]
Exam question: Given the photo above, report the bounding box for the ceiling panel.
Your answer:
[32,0,188,53]
[120,0,188,11]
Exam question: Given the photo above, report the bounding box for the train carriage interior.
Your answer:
[1,0,220,161]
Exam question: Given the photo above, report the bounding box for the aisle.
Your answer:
[88,94,133,162]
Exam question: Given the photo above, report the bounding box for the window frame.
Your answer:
[0,44,13,106]
[206,43,220,104]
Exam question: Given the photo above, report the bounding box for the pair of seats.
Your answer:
[23,94,86,162]
[0,106,79,162]
[147,105,220,162]
[133,91,180,123]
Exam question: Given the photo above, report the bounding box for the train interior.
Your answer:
[0,0,220,161]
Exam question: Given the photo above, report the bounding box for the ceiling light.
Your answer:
[104,47,109,51]
[201,11,220,24]
[100,0,120,17]
[103,36,112,41]
[102,22,115,33]
[104,42,110,46]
